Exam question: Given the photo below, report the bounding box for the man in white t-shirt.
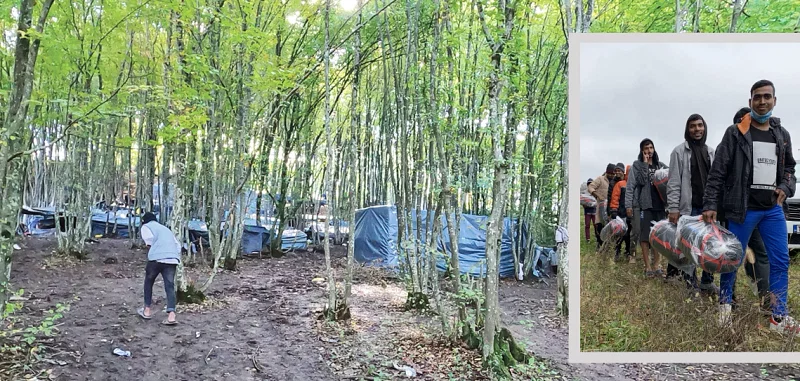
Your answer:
[702,79,798,334]
[136,212,181,325]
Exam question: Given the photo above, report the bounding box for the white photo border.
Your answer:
[568,33,800,363]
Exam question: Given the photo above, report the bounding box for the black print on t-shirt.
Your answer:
[748,127,778,210]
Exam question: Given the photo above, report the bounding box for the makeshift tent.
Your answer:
[354,206,399,268]
[353,205,530,278]
[187,219,210,247]
[20,206,57,236]
[239,218,309,254]
[91,209,141,238]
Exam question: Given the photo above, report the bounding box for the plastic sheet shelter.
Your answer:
[353,205,400,268]
[353,205,527,278]
[91,209,142,238]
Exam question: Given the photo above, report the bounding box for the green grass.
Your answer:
[579,234,800,352]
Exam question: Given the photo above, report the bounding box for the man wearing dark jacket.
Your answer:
[728,107,772,315]
[703,80,798,334]
[626,139,669,278]
[666,114,718,295]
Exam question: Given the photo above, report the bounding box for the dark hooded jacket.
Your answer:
[703,113,796,223]
[625,139,668,211]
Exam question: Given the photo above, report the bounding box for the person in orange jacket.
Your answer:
[609,165,633,262]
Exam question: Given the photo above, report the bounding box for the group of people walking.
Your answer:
[583,80,799,335]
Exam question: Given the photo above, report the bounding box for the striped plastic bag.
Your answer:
[649,219,693,272]
[600,216,627,244]
[580,191,597,208]
[676,215,744,274]
[653,168,669,203]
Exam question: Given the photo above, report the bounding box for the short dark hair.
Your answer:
[750,79,775,96]
[142,212,157,224]
[733,107,751,124]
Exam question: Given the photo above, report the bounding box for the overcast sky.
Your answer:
[579,42,800,183]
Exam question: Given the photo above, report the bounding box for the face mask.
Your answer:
[750,110,772,124]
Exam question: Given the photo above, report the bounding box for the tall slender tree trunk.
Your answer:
[0,0,55,313]
[476,0,516,363]
[729,0,743,33]
[322,0,338,320]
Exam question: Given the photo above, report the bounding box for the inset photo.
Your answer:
[578,41,800,352]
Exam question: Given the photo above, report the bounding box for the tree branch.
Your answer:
[7,74,131,163]
[475,0,497,50]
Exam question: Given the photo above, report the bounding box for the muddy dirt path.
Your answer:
[7,237,800,380]
[10,238,332,381]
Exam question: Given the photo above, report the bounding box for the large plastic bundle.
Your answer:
[580,191,597,208]
[653,168,669,202]
[649,219,693,272]
[676,215,744,274]
[600,216,627,243]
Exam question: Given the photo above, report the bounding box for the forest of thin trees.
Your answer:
[1,0,798,376]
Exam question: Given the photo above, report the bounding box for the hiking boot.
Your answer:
[718,304,732,327]
[770,315,800,335]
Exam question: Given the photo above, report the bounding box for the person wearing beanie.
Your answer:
[137,212,182,325]
[605,163,625,222]
[582,178,597,242]
[588,163,617,248]
[625,138,668,278]
[666,114,718,295]
[704,80,798,334]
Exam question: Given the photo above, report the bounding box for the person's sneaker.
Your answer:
[770,315,800,335]
[628,255,636,264]
[718,304,732,327]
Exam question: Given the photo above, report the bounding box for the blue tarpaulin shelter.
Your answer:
[91,209,142,238]
[354,206,399,267]
[353,205,528,278]
[240,223,308,253]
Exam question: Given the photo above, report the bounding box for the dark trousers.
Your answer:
[144,260,178,313]
[615,216,632,254]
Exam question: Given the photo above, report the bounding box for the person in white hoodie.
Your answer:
[136,212,181,325]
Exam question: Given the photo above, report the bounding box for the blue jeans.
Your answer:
[723,204,790,317]
[144,261,177,312]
